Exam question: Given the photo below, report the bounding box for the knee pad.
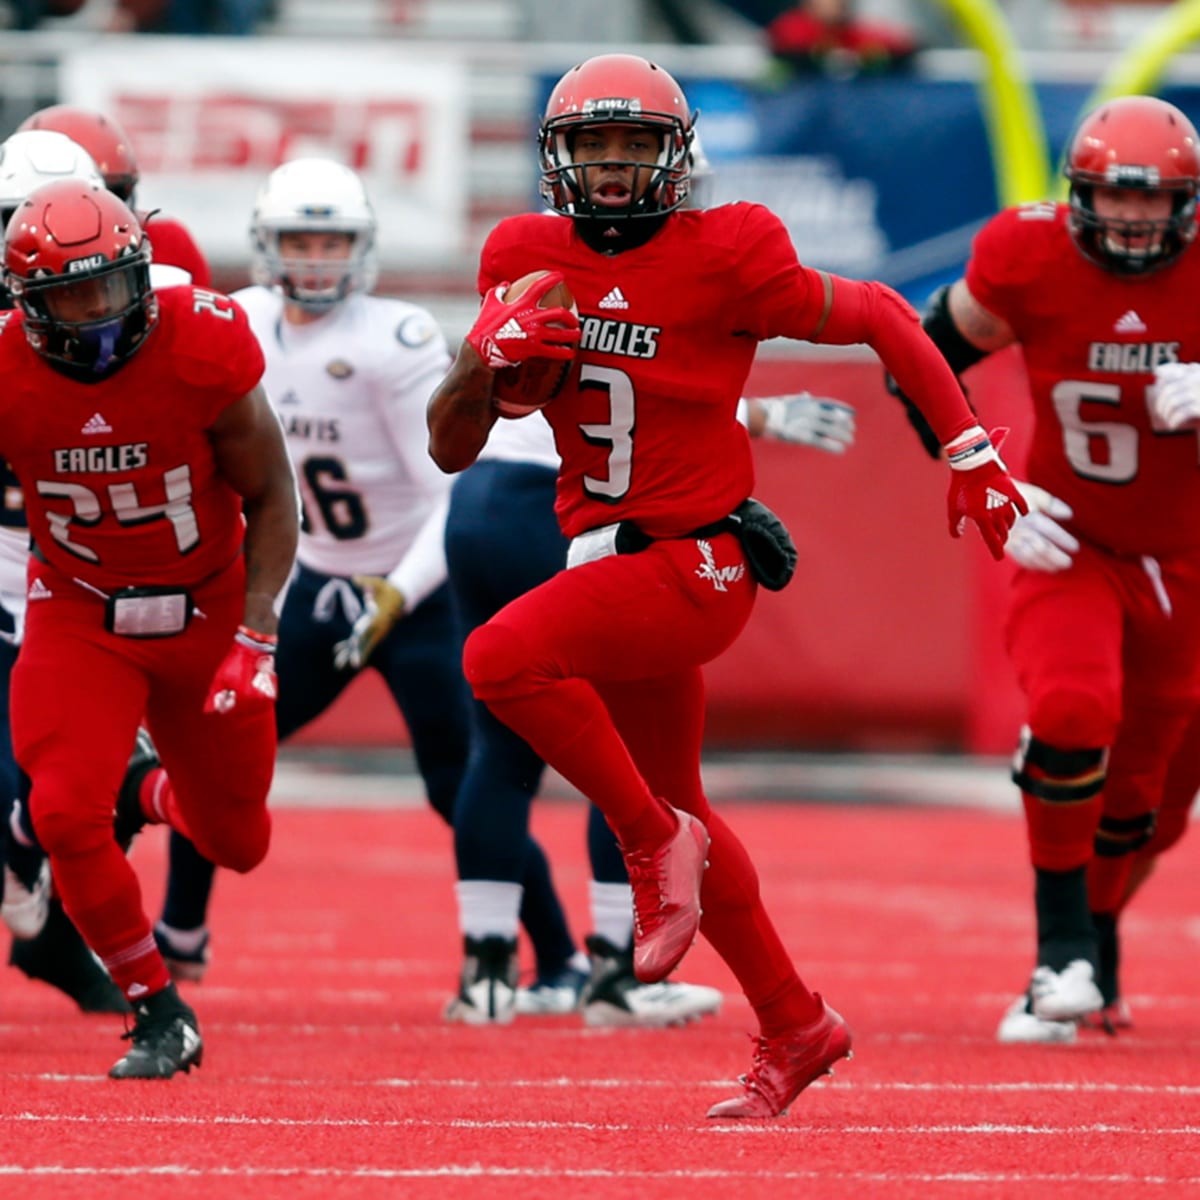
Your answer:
[1012,727,1109,802]
[463,622,536,701]
[1094,810,1157,857]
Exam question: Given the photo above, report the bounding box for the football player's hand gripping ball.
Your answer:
[465,270,580,369]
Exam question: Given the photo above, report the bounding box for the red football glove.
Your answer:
[944,425,1028,561]
[203,625,279,715]
[465,272,580,369]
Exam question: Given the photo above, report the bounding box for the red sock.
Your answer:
[100,927,172,1000]
[1086,853,1134,915]
[1022,791,1101,871]
[139,769,192,840]
[698,809,821,1035]
[51,842,171,1000]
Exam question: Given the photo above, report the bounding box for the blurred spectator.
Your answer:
[109,0,264,33]
[766,0,919,75]
[0,0,86,29]
[648,0,781,43]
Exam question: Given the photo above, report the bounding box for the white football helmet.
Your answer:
[250,158,378,310]
[688,131,714,209]
[0,130,104,231]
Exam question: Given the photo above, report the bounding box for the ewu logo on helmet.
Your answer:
[583,98,642,116]
[67,254,107,273]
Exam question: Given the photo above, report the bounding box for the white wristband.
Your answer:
[944,424,1001,471]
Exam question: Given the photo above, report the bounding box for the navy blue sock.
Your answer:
[160,831,217,930]
[519,837,577,978]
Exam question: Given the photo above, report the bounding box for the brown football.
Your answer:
[491,270,577,419]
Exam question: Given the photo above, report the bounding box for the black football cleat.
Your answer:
[109,983,203,1079]
[9,896,130,1014]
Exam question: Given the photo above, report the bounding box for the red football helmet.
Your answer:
[4,179,157,376]
[539,54,695,221]
[18,105,139,203]
[1064,94,1200,275]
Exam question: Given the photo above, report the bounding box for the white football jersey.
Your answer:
[479,409,560,469]
[233,286,453,607]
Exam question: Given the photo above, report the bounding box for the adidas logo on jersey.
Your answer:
[27,578,52,602]
[1114,310,1147,335]
[81,412,112,435]
[598,286,629,311]
[494,318,527,341]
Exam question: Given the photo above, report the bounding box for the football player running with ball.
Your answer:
[888,95,1200,1043]
[428,53,1024,1119]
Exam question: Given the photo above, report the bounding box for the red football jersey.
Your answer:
[0,286,263,591]
[481,205,832,539]
[967,202,1200,557]
[140,211,213,289]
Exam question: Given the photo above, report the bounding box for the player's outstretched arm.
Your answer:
[884,281,1015,459]
[810,274,1026,559]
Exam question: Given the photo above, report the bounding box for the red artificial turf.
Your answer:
[2,795,1198,1199]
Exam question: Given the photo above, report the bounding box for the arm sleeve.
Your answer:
[815,277,976,445]
[376,317,454,609]
[385,494,448,611]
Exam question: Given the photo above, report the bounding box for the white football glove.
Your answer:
[1152,361,1200,430]
[758,393,856,454]
[1006,481,1079,573]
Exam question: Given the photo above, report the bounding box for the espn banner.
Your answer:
[61,38,469,269]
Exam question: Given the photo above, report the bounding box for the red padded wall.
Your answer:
[291,349,1033,754]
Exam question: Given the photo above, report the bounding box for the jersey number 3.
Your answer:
[579,364,635,501]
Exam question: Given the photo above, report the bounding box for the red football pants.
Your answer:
[464,533,821,1027]
[12,554,275,996]
[1006,544,1200,877]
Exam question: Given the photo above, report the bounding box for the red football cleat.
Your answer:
[624,807,709,984]
[708,996,853,1119]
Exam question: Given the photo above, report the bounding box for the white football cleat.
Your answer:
[2,859,51,940]
[997,995,1078,1044]
[1029,959,1103,1021]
